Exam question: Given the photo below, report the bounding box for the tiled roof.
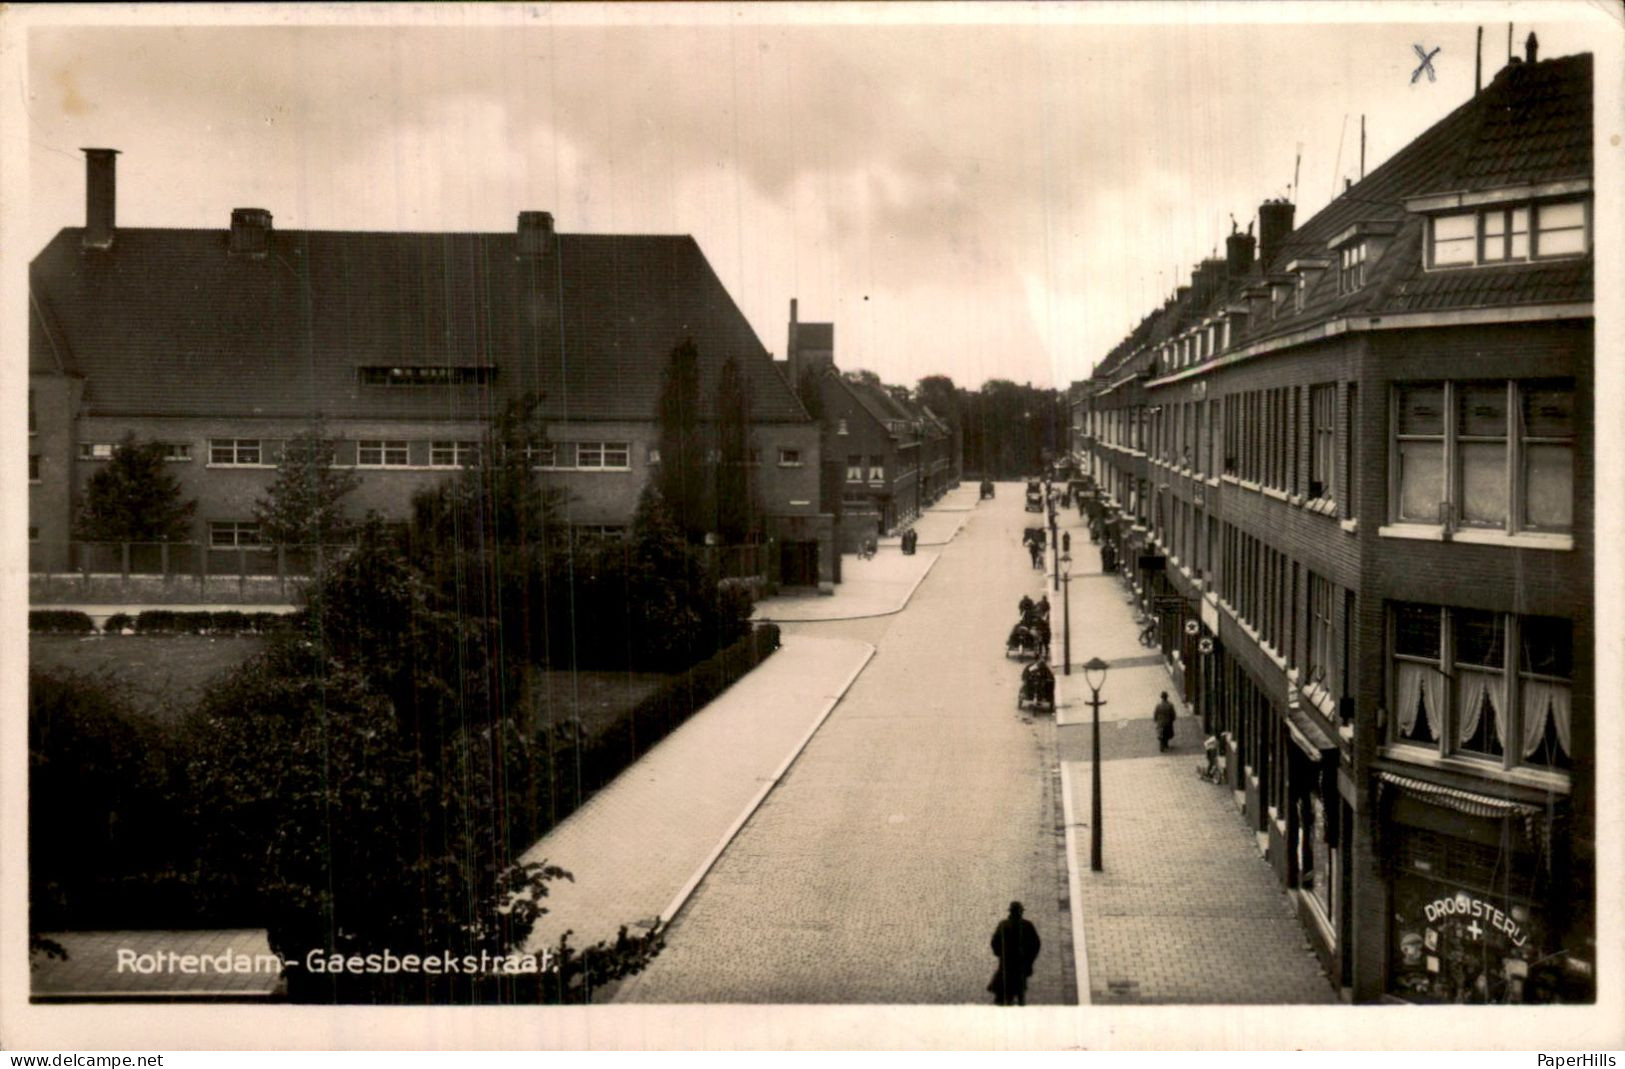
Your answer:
[1449,53,1592,193]
[30,226,810,424]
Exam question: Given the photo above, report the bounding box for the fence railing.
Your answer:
[30,541,357,582]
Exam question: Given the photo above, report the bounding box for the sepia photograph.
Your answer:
[1,0,1620,1052]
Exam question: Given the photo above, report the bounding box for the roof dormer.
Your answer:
[1327,220,1399,294]
[1284,257,1330,313]
[1407,180,1591,269]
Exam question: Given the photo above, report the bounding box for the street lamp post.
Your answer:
[1083,656,1110,872]
[1060,551,1072,676]
[1049,503,1060,593]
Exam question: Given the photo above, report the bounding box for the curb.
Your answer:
[757,547,946,623]
[656,640,878,927]
[1060,760,1091,1006]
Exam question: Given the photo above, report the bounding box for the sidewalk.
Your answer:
[519,634,875,954]
[752,487,980,622]
[1051,512,1336,1004]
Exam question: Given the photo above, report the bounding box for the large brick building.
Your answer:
[29,150,834,593]
[1074,45,1593,1003]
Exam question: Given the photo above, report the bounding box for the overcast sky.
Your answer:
[11,3,1615,391]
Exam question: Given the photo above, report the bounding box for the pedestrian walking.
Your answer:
[987,901,1042,1006]
[1029,541,1043,570]
[1153,691,1177,751]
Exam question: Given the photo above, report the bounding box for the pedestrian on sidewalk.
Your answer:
[987,901,1041,1006]
[1028,541,1043,570]
[1153,691,1177,751]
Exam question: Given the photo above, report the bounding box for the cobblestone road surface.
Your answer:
[618,483,1074,1004]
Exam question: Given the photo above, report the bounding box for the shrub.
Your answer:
[210,611,249,633]
[571,623,780,796]
[29,610,95,634]
[248,612,289,633]
[103,613,136,634]
[135,610,178,633]
[177,611,214,634]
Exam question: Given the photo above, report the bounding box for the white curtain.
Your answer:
[1456,669,1506,748]
[1396,662,1444,740]
[1522,679,1572,759]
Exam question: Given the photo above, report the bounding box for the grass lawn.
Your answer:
[29,633,270,725]
[30,633,671,736]
[529,668,672,740]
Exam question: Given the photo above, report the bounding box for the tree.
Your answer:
[655,338,709,542]
[916,374,961,432]
[181,523,665,1003]
[74,435,196,543]
[713,356,758,546]
[253,422,360,546]
[795,367,826,422]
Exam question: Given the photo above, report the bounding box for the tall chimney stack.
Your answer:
[1257,199,1296,271]
[81,148,119,250]
[229,208,273,257]
[1525,31,1538,64]
[1225,225,1256,276]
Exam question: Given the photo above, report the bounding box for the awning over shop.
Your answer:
[1375,770,1544,820]
[1287,705,1338,762]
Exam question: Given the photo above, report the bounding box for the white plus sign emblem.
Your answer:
[1466,920,1483,939]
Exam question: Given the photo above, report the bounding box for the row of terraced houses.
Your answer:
[28,152,958,603]
[1070,43,1594,1003]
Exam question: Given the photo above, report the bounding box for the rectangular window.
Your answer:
[1395,384,1445,523]
[847,455,864,482]
[1534,201,1587,257]
[357,440,410,468]
[79,443,115,461]
[1308,574,1340,699]
[1391,381,1572,534]
[210,439,263,466]
[869,456,885,483]
[1389,604,1571,774]
[429,441,480,468]
[1310,384,1337,502]
[29,454,41,482]
[602,442,631,469]
[1480,207,1531,262]
[1430,212,1478,266]
[837,419,849,436]
[527,443,558,469]
[28,390,37,434]
[29,526,39,542]
[210,521,262,548]
[777,448,802,467]
[1457,384,1508,527]
[1339,242,1366,292]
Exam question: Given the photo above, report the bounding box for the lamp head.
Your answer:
[1083,656,1109,691]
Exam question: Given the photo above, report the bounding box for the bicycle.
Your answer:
[1137,614,1159,648]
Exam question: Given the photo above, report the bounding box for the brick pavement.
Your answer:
[617,483,1074,1004]
[1052,508,1336,1005]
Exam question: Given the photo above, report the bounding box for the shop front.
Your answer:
[1376,772,1590,1004]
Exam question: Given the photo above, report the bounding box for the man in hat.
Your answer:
[988,901,1042,1006]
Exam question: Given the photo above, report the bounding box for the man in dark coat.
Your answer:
[988,901,1042,1006]
[1153,691,1177,751]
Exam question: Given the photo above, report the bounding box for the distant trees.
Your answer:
[656,338,710,542]
[73,435,196,543]
[958,379,1063,479]
[916,374,961,431]
[713,356,758,546]
[254,423,360,546]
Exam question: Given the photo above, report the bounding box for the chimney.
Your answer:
[1226,226,1256,275]
[81,148,119,250]
[1525,31,1538,64]
[787,298,800,385]
[517,211,555,258]
[229,208,273,257]
[1258,199,1296,270]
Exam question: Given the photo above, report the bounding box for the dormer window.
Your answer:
[1425,198,1589,268]
[1339,242,1367,293]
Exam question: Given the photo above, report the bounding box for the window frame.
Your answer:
[356,439,411,468]
[209,521,264,548]
[428,440,480,469]
[209,438,267,467]
[1386,603,1572,777]
[1427,199,1588,268]
[1387,380,1573,536]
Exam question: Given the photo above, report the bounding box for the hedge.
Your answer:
[570,623,781,797]
[104,613,136,633]
[29,610,95,634]
[127,609,295,634]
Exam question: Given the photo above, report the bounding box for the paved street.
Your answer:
[1051,508,1339,1005]
[618,482,1074,1004]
